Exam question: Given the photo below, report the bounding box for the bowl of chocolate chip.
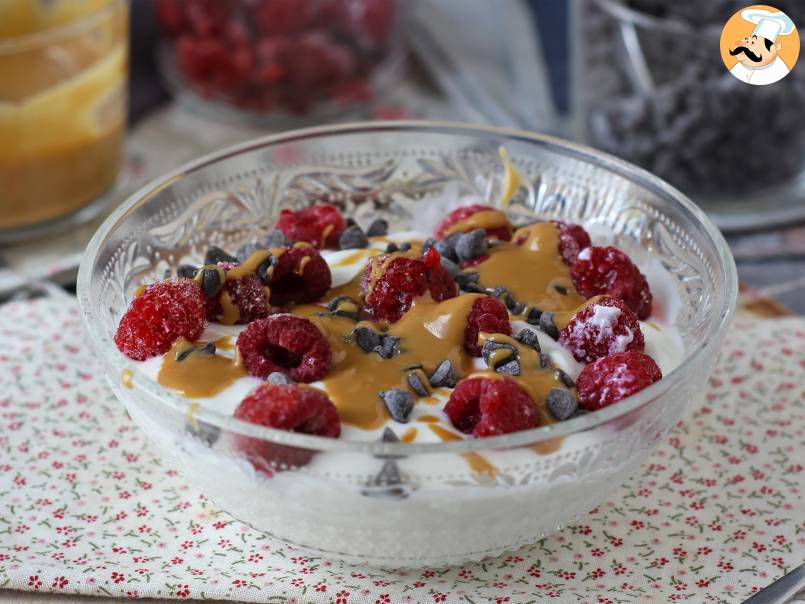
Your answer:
[78,121,737,567]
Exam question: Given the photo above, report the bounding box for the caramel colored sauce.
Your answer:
[552,295,602,330]
[470,223,584,312]
[121,369,133,389]
[219,291,241,326]
[499,146,525,207]
[226,249,278,280]
[429,424,496,476]
[157,338,246,399]
[417,415,441,423]
[401,427,418,442]
[332,248,381,268]
[442,209,511,238]
[213,336,235,351]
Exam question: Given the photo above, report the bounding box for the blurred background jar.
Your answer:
[155,0,405,125]
[579,0,805,227]
[0,0,129,242]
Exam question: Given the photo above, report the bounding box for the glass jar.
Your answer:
[0,0,129,242]
[155,0,405,125]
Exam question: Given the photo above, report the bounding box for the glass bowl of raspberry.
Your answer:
[155,0,405,124]
[78,121,737,568]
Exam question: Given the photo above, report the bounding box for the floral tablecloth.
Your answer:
[0,298,803,603]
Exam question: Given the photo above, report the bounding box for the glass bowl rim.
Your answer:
[77,120,738,456]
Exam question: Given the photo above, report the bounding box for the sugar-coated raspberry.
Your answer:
[206,274,271,324]
[444,377,539,437]
[434,204,512,241]
[268,246,332,306]
[576,351,662,411]
[552,220,591,265]
[232,383,340,473]
[114,281,206,361]
[570,246,653,320]
[559,296,644,363]
[236,314,332,383]
[276,204,347,248]
[361,255,458,322]
[464,297,511,356]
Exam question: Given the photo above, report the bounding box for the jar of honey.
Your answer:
[0,0,128,241]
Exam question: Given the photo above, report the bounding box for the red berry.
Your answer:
[276,204,346,249]
[434,204,512,241]
[570,246,653,320]
[552,220,591,265]
[361,255,458,322]
[114,281,206,361]
[464,297,511,356]
[576,351,662,411]
[254,0,313,35]
[206,274,271,324]
[559,296,644,363]
[444,377,538,437]
[233,383,340,473]
[236,314,332,383]
[268,246,332,306]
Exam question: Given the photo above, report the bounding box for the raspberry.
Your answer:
[552,220,591,264]
[570,246,653,320]
[114,281,206,361]
[464,297,511,356]
[576,351,662,411]
[236,314,332,383]
[361,255,458,322]
[435,204,512,241]
[206,274,271,324]
[233,383,340,473]
[268,246,332,306]
[444,377,539,437]
[276,204,347,249]
[559,296,644,363]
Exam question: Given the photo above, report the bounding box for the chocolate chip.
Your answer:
[554,285,569,296]
[539,311,559,340]
[481,340,519,374]
[204,246,238,266]
[264,229,288,248]
[381,427,399,443]
[406,371,430,397]
[556,370,575,388]
[379,388,415,423]
[177,264,199,279]
[366,218,389,237]
[353,326,382,352]
[547,388,578,421]
[339,225,369,250]
[346,217,357,227]
[176,341,216,362]
[539,353,551,369]
[385,242,399,253]
[237,242,265,263]
[373,335,400,359]
[496,359,521,376]
[255,254,277,284]
[510,302,527,315]
[266,372,294,386]
[429,359,457,388]
[200,267,224,298]
[434,239,458,262]
[363,460,407,499]
[420,238,437,255]
[398,242,412,252]
[526,307,543,325]
[440,256,461,278]
[516,329,541,352]
[454,272,481,291]
[488,286,515,310]
[455,229,488,262]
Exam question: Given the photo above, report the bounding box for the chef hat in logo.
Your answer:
[741,8,796,42]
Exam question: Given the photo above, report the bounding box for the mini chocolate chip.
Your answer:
[353,326,382,352]
[374,335,401,359]
[429,359,457,388]
[420,238,437,254]
[455,229,488,262]
[555,285,569,296]
[366,218,389,237]
[266,372,294,385]
[539,311,559,340]
[556,369,575,388]
[200,267,224,298]
[255,254,277,284]
[333,308,359,321]
[440,256,461,277]
[510,303,527,315]
[237,242,265,263]
[204,246,238,266]
[516,329,542,352]
[385,242,399,253]
[539,353,551,369]
[398,242,412,252]
[327,295,352,311]
[178,264,199,279]
[379,388,415,423]
[526,307,544,325]
[346,217,357,227]
[488,286,516,310]
[381,426,399,443]
[406,371,430,397]
[363,460,408,499]
[176,341,216,362]
[547,388,578,421]
[481,340,519,372]
[434,239,459,262]
[339,225,369,250]
[455,272,482,292]
[264,229,288,248]
[496,359,521,376]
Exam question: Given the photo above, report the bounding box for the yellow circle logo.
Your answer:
[720,4,799,85]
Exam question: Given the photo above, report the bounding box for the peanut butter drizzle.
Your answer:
[470,223,584,312]
[441,209,511,238]
[552,295,603,330]
[428,424,496,476]
[401,427,418,443]
[332,248,381,268]
[133,285,146,298]
[219,291,240,326]
[324,273,364,305]
[121,369,134,389]
[499,146,525,208]
[157,338,247,399]
[417,415,440,423]
[213,336,235,351]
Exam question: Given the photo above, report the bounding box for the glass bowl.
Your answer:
[77,121,737,568]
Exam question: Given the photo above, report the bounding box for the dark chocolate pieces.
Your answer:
[379,388,415,423]
[175,341,216,362]
[481,340,520,376]
[547,388,578,421]
[339,225,369,250]
[429,359,457,388]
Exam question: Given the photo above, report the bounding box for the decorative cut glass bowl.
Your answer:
[77,121,737,568]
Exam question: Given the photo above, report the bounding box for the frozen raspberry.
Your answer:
[276,204,347,249]
[236,314,332,383]
[552,220,591,265]
[570,246,653,320]
[233,383,340,473]
[268,246,332,306]
[435,204,512,241]
[361,255,458,322]
[444,377,539,437]
[206,274,271,324]
[464,297,511,356]
[576,351,662,411]
[559,296,644,363]
[114,281,206,361]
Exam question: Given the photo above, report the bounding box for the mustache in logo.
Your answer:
[730,45,763,62]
